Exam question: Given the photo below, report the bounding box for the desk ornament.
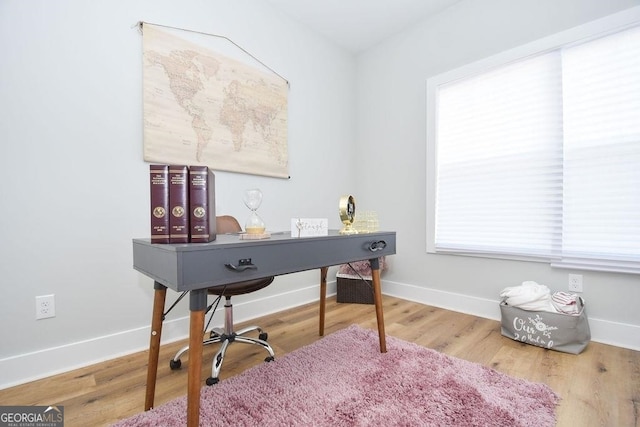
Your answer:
[240,188,270,240]
[338,195,358,235]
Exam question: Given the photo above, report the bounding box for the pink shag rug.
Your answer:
[114,325,559,426]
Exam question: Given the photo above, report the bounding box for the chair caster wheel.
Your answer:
[264,356,275,363]
[259,332,268,341]
[169,359,182,370]
[206,377,219,386]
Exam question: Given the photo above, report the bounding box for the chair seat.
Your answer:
[208,276,274,297]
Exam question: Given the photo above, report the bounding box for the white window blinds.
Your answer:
[435,52,564,259]
[560,25,640,272]
[431,23,640,273]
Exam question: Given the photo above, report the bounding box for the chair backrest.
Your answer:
[216,215,242,234]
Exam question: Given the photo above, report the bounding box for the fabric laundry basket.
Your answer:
[500,297,591,354]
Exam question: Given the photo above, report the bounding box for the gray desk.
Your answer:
[133,230,396,427]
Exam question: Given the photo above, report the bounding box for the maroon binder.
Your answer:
[189,166,217,243]
[149,164,170,244]
[169,165,189,243]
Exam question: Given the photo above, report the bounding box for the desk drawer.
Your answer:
[133,232,396,292]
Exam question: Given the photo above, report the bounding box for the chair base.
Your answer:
[169,300,275,385]
[205,326,275,384]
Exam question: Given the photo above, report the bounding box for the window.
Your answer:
[427,10,640,274]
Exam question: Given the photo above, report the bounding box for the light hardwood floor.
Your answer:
[1,295,638,426]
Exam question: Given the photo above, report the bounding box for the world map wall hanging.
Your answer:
[141,22,289,178]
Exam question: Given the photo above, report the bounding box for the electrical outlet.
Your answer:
[568,274,583,293]
[36,295,56,320]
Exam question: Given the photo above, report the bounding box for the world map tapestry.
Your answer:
[142,23,289,178]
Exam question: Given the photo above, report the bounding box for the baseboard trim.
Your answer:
[382,280,640,352]
[0,284,328,390]
[2,279,638,390]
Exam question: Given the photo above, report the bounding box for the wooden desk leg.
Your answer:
[187,289,207,427]
[370,258,387,353]
[144,282,167,411]
[319,266,328,336]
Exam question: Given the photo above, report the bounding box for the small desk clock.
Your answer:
[338,195,358,235]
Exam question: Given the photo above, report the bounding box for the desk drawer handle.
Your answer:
[368,240,387,252]
[225,258,257,272]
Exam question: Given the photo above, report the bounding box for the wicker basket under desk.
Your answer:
[336,273,374,304]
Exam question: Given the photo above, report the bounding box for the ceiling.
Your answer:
[266,0,462,53]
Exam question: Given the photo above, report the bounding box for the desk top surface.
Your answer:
[133,230,393,250]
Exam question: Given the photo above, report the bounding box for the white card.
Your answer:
[291,218,329,237]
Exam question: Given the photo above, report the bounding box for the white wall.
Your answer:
[356,0,640,350]
[0,0,357,388]
[2,0,640,390]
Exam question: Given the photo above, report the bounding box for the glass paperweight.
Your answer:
[354,211,379,233]
[243,188,266,234]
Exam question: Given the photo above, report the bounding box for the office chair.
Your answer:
[169,215,275,385]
